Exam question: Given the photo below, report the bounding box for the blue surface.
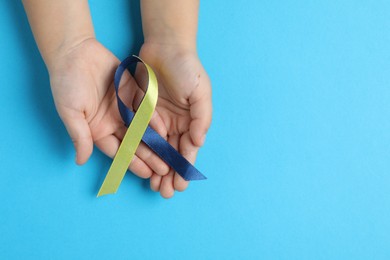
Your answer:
[1,1,390,259]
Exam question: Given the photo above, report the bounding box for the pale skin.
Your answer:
[22,0,212,198]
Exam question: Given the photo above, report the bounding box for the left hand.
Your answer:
[138,43,212,198]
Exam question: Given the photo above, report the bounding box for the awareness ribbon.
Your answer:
[97,55,206,197]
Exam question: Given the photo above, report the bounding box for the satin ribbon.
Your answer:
[97,55,206,197]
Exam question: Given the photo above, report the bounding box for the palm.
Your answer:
[51,40,118,135]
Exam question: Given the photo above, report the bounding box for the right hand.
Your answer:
[48,38,170,179]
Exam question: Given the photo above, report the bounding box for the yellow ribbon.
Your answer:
[97,56,158,197]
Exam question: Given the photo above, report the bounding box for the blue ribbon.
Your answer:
[115,56,206,181]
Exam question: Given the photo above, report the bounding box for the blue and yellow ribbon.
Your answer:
[98,55,206,197]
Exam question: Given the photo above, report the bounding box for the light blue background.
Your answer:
[1,1,390,259]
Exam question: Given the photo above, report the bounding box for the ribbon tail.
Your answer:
[142,126,207,181]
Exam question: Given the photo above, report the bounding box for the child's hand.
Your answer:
[49,39,170,179]
[139,43,212,198]
[23,0,211,197]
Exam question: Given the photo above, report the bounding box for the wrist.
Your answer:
[44,34,95,73]
[141,0,199,52]
[142,14,198,51]
[143,30,198,55]
[141,41,198,63]
[22,0,95,72]
[144,34,197,53]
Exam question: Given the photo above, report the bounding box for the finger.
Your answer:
[95,135,153,179]
[112,118,169,176]
[149,109,168,139]
[135,142,170,176]
[150,173,162,192]
[160,134,179,199]
[61,111,93,165]
[129,157,153,179]
[189,74,212,147]
[160,170,174,199]
[174,132,198,191]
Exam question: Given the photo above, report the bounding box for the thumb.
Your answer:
[189,82,212,147]
[61,111,93,165]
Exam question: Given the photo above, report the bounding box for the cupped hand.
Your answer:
[49,38,170,179]
[139,43,212,198]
